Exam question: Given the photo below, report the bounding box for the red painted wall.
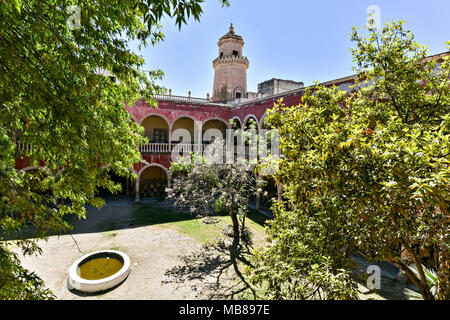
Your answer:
[230,92,303,126]
[125,100,230,126]
[14,77,357,172]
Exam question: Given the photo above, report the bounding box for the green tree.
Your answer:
[0,0,228,299]
[250,21,449,300]
[167,152,265,298]
[167,153,263,242]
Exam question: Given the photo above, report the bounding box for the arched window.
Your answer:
[234,86,244,99]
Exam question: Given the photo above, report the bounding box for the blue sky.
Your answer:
[130,0,450,98]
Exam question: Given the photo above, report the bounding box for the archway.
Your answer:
[231,117,241,130]
[243,115,259,132]
[172,116,200,155]
[141,115,170,143]
[259,114,272,130]
[234,86,244,100]
[202,119,228,143]
[138,165,170,199]
[241,115,259,161]
[172,116,198,143]
[95,169,132,198]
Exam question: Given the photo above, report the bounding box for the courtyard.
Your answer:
[11,196,417,300]
[13,197,267,300]
[1,0,448,307]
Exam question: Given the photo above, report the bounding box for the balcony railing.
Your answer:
[140,143,203,154]
[16,142,205,155]
[171,143,201,153]
[139,143,259,156]
[16,142,32,152]
[139,143,171,153]
[153,94,210,104]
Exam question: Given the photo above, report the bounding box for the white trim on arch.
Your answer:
[243,114,259,128]
[129,166,138,177]
[18,166,39,173]
[18,165,54,178]
[233,86,244,99]
[202,117,231,129]
[258,114,268,129]
[172,114,200,125]
[230,116,242,129]
[140,113,171,129]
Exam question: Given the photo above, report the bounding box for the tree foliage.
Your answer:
[167,153,263,241]
[167,151,266,299]
[250,21,449,300]
[0,0,228,299]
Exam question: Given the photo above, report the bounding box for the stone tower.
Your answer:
[212,24,249,103]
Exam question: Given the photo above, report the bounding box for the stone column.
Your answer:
[195,120,203,154]
[168,125,172,154]
[135,177,140,203]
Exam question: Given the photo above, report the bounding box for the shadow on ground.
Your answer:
[61,196,199,236]
[351,253,420,300]
[163,235,259,300]
[66,276,130,298]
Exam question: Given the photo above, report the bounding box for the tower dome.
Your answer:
[212,24,249,103]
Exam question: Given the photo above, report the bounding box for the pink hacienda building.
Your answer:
[15,25,450,203]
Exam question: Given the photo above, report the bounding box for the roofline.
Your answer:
[151,50,449,110]
[154,95,230,108]
[232,50,450,108]
[231,74,357,108]
[423,51,450,62]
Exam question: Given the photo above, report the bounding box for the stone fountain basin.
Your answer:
[68,250,131,293]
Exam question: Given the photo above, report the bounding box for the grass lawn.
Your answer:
[131,202,269,246]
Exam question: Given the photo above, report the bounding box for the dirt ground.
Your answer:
[15,198,221,300]
[14,197,416,300]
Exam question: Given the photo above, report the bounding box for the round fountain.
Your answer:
[68,250,131,293]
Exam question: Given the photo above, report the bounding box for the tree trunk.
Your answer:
[230,211,240,240]
[437,242,450,300]
[410,254,435,300]
[395,261,433,300]
[396,243,435,300]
